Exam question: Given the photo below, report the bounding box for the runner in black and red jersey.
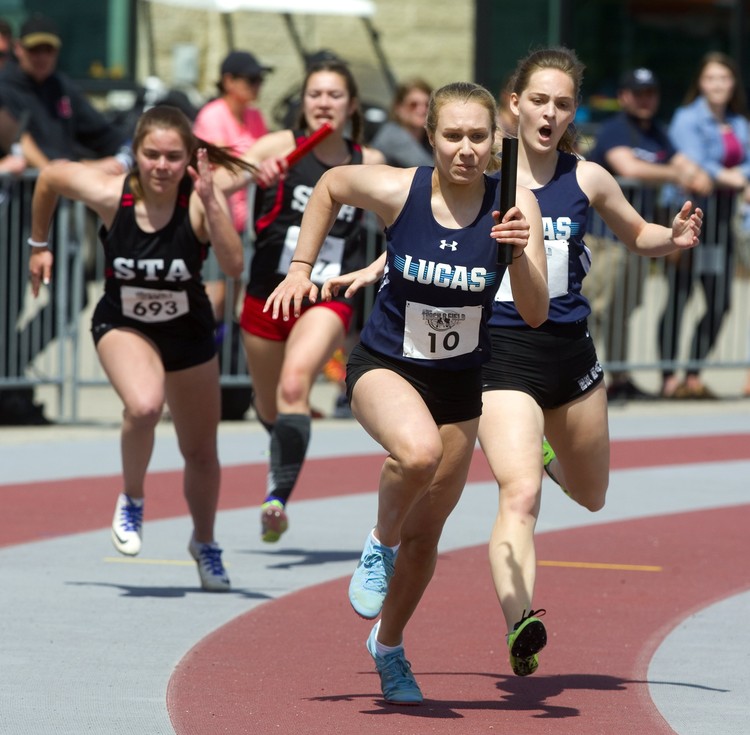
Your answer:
[237,59,385,543]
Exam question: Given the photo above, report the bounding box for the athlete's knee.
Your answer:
[123,399,163,429]
[277,366,312,407]
[499,477,541,517]
[182,452,220,477]
[395,437,443,487]
[572,481,608,512]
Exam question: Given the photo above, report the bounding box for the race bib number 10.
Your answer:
[403,300,481,360]
[121,286,189,323]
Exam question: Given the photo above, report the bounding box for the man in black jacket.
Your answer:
[0,14,130,425]
[0,14,129,169]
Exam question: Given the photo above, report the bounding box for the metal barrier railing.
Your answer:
[2,173,748,423]
[1,171,87,420]
[585,179,750,379]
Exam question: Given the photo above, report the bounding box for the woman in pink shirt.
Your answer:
[193,50,271,321]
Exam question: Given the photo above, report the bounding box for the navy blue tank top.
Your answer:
[490,152,592,327]
[246,132,365,300]
[97,176,214,336]
[361,166,504,369]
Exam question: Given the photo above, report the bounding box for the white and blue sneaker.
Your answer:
[348,531,397,619]
[111,493,143,556]
[188,536,231,592]
[366,622,423,705]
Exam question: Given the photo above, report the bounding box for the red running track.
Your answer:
[2,433,747,547]
[2,432,749,735]
[168,505,750,735]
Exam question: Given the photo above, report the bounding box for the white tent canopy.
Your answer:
[145,0,375,16]
[142,0,394,92]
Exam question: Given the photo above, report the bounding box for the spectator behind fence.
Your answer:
[0,14,131,425]
[193,50,271,319]
[0,14,129,170]
[370,77,433,167]
[662,51,750,399]
[0,19,48,171]
[0,16,63,425]
[585,67,712,403]
[193,50,272,421]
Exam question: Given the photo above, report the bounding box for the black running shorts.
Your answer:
[346,342,483,425]
[482,321,603,409]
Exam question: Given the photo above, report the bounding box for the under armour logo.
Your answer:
[439,240,458,251]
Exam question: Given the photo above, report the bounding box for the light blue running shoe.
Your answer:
[366,623,423,705]
[348,531,397,619]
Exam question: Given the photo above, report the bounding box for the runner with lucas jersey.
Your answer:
[28,106,255,592]
[477,47,702,678]
[268,81,548,704]
[235,59,385,544]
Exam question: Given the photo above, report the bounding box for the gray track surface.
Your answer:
[1,401,748,734]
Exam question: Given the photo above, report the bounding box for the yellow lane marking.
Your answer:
[105,557,653,572]
[539,560,661,572]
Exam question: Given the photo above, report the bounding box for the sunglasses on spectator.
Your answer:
[240,75,263,85]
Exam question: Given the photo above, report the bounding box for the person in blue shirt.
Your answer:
[585,67,711,403]
[661,51,750,399]
[370,78,434,168]
[266,81,548,704]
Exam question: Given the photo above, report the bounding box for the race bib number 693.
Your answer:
[121,286,189,323]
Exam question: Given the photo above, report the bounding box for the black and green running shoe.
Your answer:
[508,608,547,676]
[542,439,569,496]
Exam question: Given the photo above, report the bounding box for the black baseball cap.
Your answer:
[19,14,62,49]
[619,68,659,91]
[220,51,273,78]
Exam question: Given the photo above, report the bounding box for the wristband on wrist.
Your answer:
[290,258,314,267]
[27,238,49,250]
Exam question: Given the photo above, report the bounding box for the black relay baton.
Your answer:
[497,136,518,265]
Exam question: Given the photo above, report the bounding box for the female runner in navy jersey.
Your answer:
[266,81,548,704]
[236,59,385,543]
[28,106,254,592]
[479,47,702,677]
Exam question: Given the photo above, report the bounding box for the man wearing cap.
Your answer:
[584,67,712,403]
[0,14,129,425]
[0,14,128,169]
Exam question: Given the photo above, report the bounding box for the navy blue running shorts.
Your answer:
[482,321,603,409]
